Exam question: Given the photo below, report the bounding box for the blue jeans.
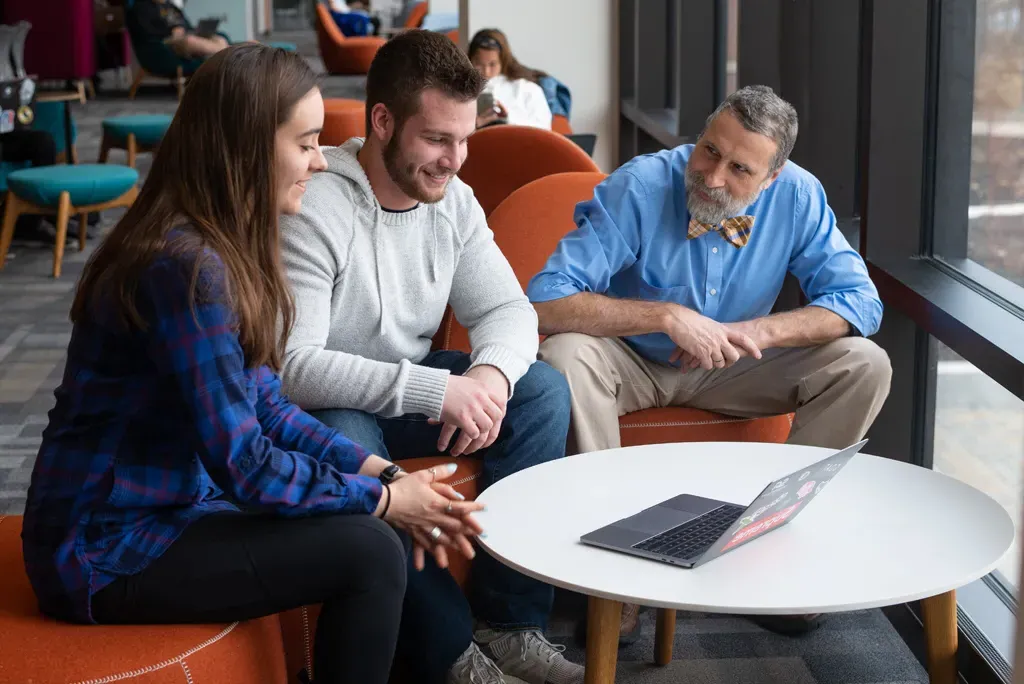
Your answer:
[309,351,570,683]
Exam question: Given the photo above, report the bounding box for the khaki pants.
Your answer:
[538,334,892,454]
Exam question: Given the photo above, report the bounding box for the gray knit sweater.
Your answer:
[279,139,539,420]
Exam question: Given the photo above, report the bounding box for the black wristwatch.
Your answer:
[379,464,404,484]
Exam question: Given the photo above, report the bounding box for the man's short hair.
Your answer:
[365,29,485,134]
[703,85,799,174]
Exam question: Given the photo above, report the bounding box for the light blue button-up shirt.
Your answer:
[526,145,883,365]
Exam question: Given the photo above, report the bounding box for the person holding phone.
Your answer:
[468,29,551,129]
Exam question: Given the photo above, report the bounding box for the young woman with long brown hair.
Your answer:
[468,28,552,129]
[21,43,481,684]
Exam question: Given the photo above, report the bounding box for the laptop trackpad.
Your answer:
[618,506,693,535]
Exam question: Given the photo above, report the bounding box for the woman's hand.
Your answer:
[476,101,509,128]
[377,463,484,570]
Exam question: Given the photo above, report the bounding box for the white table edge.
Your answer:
[474,538,1009,615]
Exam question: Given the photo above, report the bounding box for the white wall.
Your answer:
[460,0,618,171]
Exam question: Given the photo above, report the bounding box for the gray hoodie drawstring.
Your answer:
[430,205,439,283]
[373,205,386,336]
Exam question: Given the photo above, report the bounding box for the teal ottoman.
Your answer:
[265,41,298,52]
[0,164,139,278]
[99,114,173,168]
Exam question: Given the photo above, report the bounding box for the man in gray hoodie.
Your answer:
[280,30,583,684]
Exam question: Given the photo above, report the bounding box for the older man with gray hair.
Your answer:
[527,85,891,639]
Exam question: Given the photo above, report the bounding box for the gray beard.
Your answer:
[684,167,761,225]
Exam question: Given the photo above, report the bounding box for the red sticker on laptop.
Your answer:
[722,502,802,552]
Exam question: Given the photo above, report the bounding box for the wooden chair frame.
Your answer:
[0,186,139,277]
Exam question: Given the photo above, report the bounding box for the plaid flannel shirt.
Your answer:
[22,244,381,623]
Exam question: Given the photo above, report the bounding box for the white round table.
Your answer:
[473,442,1015,684]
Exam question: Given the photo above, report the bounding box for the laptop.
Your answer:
[580,439,867,569]
[195,17,222,39]
[566,133,597,157]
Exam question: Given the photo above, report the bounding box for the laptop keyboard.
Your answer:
[632,504,746,560]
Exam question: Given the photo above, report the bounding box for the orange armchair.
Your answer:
[551,114,573,135]
[439,172,794,446]
[320,98,366,146]
[0,515,289,684]
[457,124,600,217]
[314,3,386,75]
[404,2,429,28]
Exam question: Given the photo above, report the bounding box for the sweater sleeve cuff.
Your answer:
[470,345,531,397]
[402,364,450,420]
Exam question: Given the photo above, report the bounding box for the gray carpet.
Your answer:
[538,598,927,684]
[0,30,928,684]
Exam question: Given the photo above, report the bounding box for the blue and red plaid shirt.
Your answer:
[22,242,382,624]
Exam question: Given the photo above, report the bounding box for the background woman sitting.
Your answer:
[468,29,552,130]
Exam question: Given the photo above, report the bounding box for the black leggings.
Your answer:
[92,512,407,684]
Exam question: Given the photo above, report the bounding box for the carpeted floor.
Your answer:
[0,30,928,684]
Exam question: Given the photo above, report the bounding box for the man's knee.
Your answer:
[307,407,385,454]
[538,333,607,376]
[517,360,571,423]
[829,337,892,396]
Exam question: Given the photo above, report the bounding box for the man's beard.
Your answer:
[684,166,762,225]
[382,133,450,204]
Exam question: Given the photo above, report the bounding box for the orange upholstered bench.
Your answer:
[0,515,288,683]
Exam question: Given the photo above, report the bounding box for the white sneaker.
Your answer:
[475,629,585,684]
[447,641,509,684]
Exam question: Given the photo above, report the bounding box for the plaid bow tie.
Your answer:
[687,215,755,248]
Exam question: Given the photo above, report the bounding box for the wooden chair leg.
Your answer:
[126,133,137,169]
[128,69,145,100]
[0,192,21,270]
[53,192,71,278]
[98,134,110,164]
[654,608,676,666]
[78,212,87,251]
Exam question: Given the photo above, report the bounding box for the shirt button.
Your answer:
[710,288,717,296]
[712,247,719,254]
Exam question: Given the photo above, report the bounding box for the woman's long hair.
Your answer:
[71,44,319,371]
[468,28,548,84]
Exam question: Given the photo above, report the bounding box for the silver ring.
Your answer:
[446,502,454,513]
[428,467,436,481]
[430,526,442,541]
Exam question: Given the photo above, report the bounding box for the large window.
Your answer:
[966,0,1024,288]
[930,0,1024,310]
[933,340,1023,596]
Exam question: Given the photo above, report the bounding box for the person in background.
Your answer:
[1,127,56,242]
[468,28,552,130]
[328,0,382,37]
[20,44,482,684]
[128,0,229,60]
